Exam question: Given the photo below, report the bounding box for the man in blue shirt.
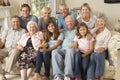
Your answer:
[57,4,77,30]
[20,4,38,31]
[52,16,76,80]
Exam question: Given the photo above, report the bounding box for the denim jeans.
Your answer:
[74,51,90,80]
[35,50,51,78]
[52,48,76,79]
[87,51,106,79]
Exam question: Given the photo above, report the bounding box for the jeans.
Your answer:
[52,48,76,79]
[87,51,106,79]
[74,51,90,80]
[35,50,51,78]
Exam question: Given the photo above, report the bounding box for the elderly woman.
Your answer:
[77,3,97,33]
[87,14,111,80]
[38,6,56,31]
[17,21,40,80]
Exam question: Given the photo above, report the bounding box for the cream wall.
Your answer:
[65,0,120,30]
[9,0,20,16]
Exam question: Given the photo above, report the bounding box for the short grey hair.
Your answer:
[27,21,38,31]
[97,13,107,22]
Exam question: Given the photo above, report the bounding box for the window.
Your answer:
[31,0,52,17]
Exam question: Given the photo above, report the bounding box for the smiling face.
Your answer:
[11,17,20,30]
[59,5,69,18]
[79,26,87,37]
[21,7,30,19]
[28,24,37,35]
[42,11,51,20]
[81,6,90,19]
[65,16,74,30]
[41,7,51,20]
[47,22,55,33]
[96,18,105,29]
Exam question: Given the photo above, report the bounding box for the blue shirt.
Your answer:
[20,15,38,31]
[61,28,76,49]
[57,12,76,29]
[48,33,64,49]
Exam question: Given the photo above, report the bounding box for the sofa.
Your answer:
[0,30,120,80]
[104,31,120,80]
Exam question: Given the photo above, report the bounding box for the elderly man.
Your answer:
[52,15,76,80]
[0,15,26,80]
[20,4,38,31]
[57,4,77,30]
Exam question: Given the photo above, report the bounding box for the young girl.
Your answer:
[71,22,94,80]
[33,20,63,80]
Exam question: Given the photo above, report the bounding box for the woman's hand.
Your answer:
[95,47,105,53]
[17,45,24,51]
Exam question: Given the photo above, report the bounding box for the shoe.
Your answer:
[1,75,7,80]
[32,73,41,80]
[64,76,71,80]
[75,77,81,80]
[54,77,62,80]
[42,76,48,80]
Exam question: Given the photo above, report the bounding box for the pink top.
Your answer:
[74,36,94,52]
[17,32,41,50]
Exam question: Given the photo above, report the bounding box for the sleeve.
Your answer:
[58,33,64,41]
[71,12,77,21]
[31,15,38,24]
[102,30,111,50]
[57,15,62,27]
[74,36,78,42]
[1,29,8,41]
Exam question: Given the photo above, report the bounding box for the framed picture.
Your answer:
[104,0,120,3]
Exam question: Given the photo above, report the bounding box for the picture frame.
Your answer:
[104,0,120,3]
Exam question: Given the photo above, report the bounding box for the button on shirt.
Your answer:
[1,28,26,48]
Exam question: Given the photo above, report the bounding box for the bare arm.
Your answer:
[47,39,62,51]
[0,39,5,48]
[69,41,78,49]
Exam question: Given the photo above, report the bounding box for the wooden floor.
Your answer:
[0,74,53,80]
[0,74,114,80]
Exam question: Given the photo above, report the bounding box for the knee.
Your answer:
[52,49,59,58]
[66,49,75,56]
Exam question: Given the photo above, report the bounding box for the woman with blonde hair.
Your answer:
[77,3,97,33]
[38,6,56,31]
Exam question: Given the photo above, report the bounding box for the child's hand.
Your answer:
[86,33,92,40]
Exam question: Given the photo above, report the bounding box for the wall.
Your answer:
[9,0,20,16]
[65,0,120,30]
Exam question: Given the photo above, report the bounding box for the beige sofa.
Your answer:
[1,31,120,80]
[104,31,120,80]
